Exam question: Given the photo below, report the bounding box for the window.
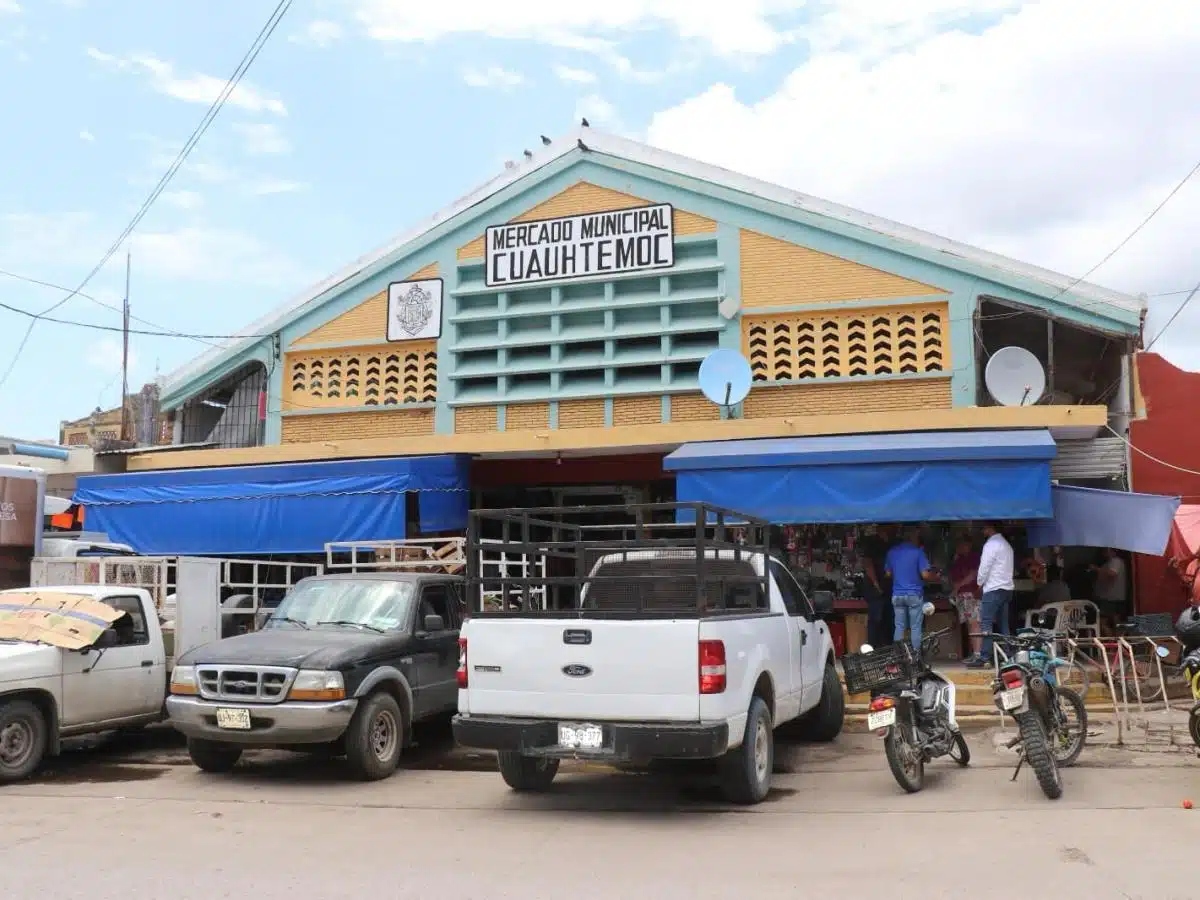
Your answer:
[769,560,814,618]
[267,579,414,632]
[418,583,457,631]
[103,595,149,647]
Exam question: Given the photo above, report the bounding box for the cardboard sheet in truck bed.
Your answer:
[0,590,123,649]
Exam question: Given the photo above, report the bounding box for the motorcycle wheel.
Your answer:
[949,731,970,767]
[884,725,924,793]
[1051,687,1087,767]
[1188,706,1200,749]
[1015,711,1063,800]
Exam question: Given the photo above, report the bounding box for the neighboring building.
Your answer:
[0,437,95,502]
[1130,352,1200,614]
[59,383,165,450]
[73,128,1148,558]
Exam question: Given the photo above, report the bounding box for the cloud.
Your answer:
[248,178,306,196]
[160,190,203,210]
[353,0,795,58]
[575,94,621,130]
[86,336,137,377]
[553,65,597,84]
[645,0,1200,371]
[0,0,20,13]
[86,47,287,115]
[78,129,95,142]
[462,65,525,90]
[290,19,343,47]
[235,122,291,154]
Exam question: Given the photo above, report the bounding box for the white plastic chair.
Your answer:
[1023,600,1101,641]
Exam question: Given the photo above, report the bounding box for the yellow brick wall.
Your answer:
[457,182,716,260]
[284,340,438,410]
[558,398,606,428]
[670,393,722,423]
[280,408,434,443]
[505,402,550,430]
[612,395,662,426]
[292,262,440,346]
[742,378,952,419]
[740,230,946,309]
[743,302,950,381]
[454,406,498,433]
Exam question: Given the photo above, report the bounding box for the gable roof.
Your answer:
[161,126,1144,401]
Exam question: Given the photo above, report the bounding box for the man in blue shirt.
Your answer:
[885,527,936,651]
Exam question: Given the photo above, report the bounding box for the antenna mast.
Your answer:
[119,249,131,441]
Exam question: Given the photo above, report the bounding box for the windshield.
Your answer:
[266,580,414,632]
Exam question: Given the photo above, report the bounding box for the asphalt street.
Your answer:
[1,723,1197,899]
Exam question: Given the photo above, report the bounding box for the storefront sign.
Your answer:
[485,203,675,288]
[386,278,444,342]
[0,476,38,548]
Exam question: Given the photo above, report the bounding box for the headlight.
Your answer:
[170,665,197,695]
[288,670,345,701]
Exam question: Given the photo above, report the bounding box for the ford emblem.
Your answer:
[562,664,592,678]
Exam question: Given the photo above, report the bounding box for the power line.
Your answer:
[0,299,274,339]
[1105,423,1200,478]
[1145,278,1200,352]
[0,0,293,390]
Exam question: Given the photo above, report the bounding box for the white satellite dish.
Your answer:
[985,346,1046,407]
[698,350,753,408]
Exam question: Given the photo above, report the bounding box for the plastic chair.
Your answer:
[1023,600,1101,640]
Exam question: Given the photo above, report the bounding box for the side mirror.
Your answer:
[860,643,875,654]
[811,591,834,616]
[422,613,446,633]
[1156,645,1171,659]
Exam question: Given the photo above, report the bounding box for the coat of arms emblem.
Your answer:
[393,282,435,337]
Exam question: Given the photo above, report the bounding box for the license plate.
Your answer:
[557,723,603,750]
[1000,687,1026,710]
[866,708,897,730]
[215,707,251,730]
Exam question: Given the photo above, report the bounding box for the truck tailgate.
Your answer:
[462,618,701,721]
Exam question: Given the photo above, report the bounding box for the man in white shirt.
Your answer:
[969,523,1015,668]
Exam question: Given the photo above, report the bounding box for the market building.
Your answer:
[74,127,1179,625]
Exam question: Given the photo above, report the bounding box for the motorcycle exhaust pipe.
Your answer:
[1027,675,1051,710]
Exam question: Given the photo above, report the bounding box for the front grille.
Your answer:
[196,665,296,703]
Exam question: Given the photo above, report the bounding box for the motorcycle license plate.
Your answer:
[866,708,897,730]
[1000,687,1026,710]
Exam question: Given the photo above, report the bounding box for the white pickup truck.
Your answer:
[452,506,845,804]
[0,585,169,783]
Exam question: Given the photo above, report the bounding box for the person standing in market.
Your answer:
[971,523,1015,668]
[1091,547,1128,631]
[885,527,937,651]
[949,536,983,665]
[860,525,895,648]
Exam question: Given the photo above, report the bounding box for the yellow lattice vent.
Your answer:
[743,304,949,382]
[281,409,434,443]
[287,341,437,409]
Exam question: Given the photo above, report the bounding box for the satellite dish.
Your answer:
[985,346,1046,406]
[699,349,752,407]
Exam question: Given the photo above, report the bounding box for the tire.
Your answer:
[186,738,242,773]
[1050,687,1087,768]
[883,723,924,793]
[344,692,404,781]
[720,696,773,804]
[1188,705,1200,749]
[496,752,560,791]
[1123,651,1162,703]
[797,659,845,742]
[949,731,971,767]
[0,699,48,784]
[1016,711,1062,800]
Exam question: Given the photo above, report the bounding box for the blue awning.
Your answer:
[73,455,469,555]
[665,430,1056,524]
[1026,485,1182,555]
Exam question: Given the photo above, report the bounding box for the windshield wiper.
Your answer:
[315,620,386,634]
[269,616,310,630]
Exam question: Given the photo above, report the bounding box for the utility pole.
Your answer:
[119,249,131,442]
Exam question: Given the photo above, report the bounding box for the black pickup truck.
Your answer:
[166,572,463,780]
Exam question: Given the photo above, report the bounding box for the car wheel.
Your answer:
[797,659,845,742]
[0,699,48,784]
[186,738,242,773]
[497,751,560,791]
[344,692,404,781]
[720,696,773,804]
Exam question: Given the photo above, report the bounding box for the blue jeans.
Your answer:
[979,589,1013,660]
[892,593,925,651]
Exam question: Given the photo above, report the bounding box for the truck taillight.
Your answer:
[457,638,468,688]
[699,639,726,694]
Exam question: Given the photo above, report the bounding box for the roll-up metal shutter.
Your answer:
[1050,437,1127,480]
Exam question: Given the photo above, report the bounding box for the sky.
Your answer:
[0,0,1197,441]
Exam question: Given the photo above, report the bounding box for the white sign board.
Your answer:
[386,278,444,342]
[485,203,675,288]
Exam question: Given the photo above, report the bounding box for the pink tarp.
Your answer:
[1167,505,1200,604]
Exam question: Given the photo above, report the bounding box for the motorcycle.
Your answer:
[990,628,1086,800]
[843,621,969,793]
[1152,605,1200,749]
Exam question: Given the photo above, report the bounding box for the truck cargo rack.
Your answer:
[465,501,771,619]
